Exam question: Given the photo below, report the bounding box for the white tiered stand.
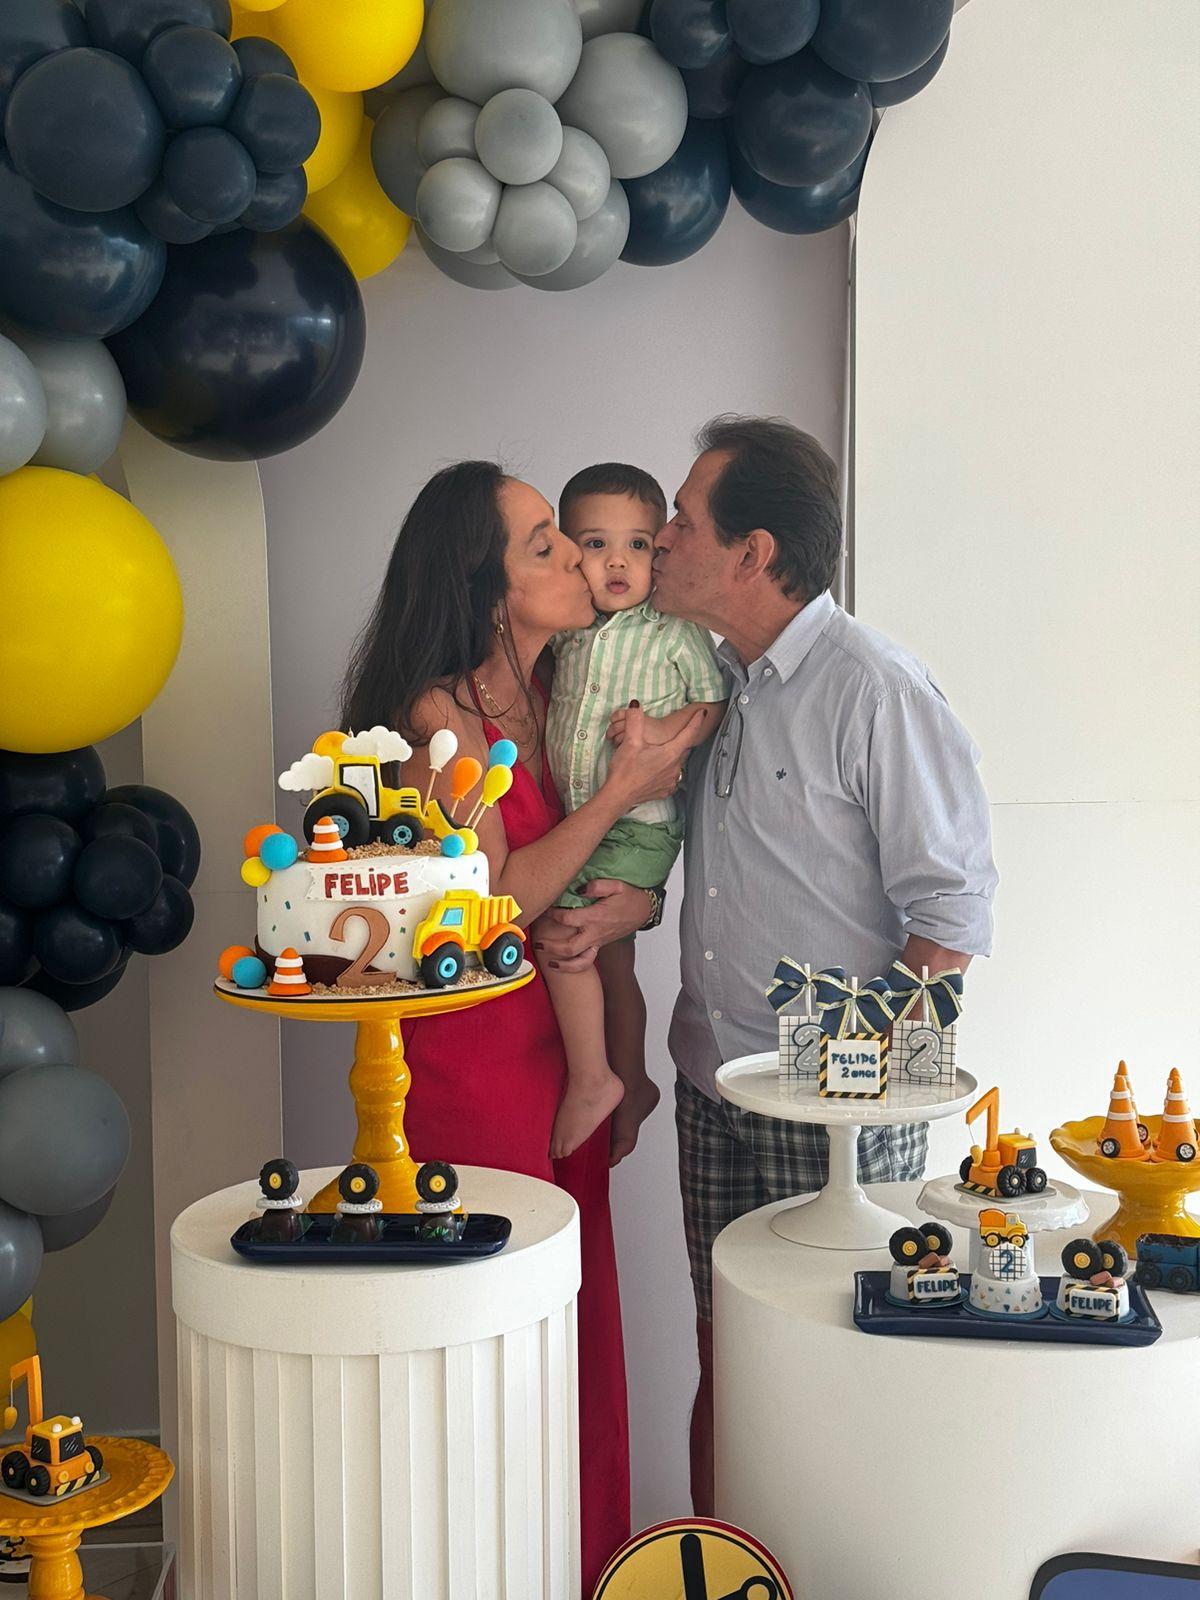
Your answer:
[715,1053,978,1249]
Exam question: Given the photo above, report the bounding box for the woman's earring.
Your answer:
[493,614,505,636]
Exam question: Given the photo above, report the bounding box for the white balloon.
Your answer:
[428,729,459,771]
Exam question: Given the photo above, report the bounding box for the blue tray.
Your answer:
[231,1212,511,1265]
[854,1273,1162,1346]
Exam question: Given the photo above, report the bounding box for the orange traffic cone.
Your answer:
[1097,1063,1150,1160]
[1118,1064,1151,1149]
[306,816,348,863]
[1151,1069,1198,1164]
[268,947,311,997]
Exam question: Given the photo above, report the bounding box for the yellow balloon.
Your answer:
[304,83,365,195]
[272,0,423,92]
[237,0,287,10]
[228,5,270,40]
[481,766,514,806]
[241,857,272,887]
[304,121,411,279]
[0,469,183,755]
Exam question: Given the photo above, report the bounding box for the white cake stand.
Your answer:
[714,1053,978,1250]
[917,1173,1089,1233]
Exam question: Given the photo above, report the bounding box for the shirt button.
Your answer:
[712,1009,723,1021]
[764,667,774,677]
[704,950,715,961]
[572,779,583,790]
[707,886,718,898]
[576,729,588,740]
[589,683,600,693]
[739,693,749,706]
[718,822,725,833]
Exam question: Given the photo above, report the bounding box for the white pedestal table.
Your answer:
[713,1182,1200,1600]
[171,1165,581,1600]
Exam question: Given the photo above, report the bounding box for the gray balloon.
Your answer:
[516,176,629,289]
[493,180,578,275]
[556,33,688,179]
[417,96,480,166]
[427,0,582,106]
[417,157,502,252]
[0,1201,42,1324]
[416,224,519,289]
[363,0,436,113]
[372,84,444,217]
[0,989,80,1079]
[574,0,645,38]
[0,333,47,476]
[37,1187,115,1253]
[460,239,502,263]
[4,330,127,475]
[0,1062,130,1217]
[475,89,563,186]
[546,124,611,218]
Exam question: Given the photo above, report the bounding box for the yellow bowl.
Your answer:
[1050,1115,1200,1256]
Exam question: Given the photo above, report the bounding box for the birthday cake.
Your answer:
[968,1208,1043,1317]
[217,727,526,996]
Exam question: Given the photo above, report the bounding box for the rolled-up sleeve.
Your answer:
[850,683,998,956]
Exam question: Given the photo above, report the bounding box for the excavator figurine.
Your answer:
[0,1357,104,1502]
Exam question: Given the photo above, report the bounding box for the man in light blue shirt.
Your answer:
[653,416,997,1514]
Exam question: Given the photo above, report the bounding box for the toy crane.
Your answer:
[1,1357,103,1500]
[960,1085,1048,1198]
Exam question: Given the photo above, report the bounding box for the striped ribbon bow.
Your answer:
[813,969,897,1039]
[884,962,965,1028]
[766,958,825,1015]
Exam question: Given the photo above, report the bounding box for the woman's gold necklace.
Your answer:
[473,671,537,745]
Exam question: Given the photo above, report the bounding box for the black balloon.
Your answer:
[622,118,730,267]
[231,35,296,80]
[734,50,872,188]
[0,901,35,987]
[121,874,193,954]
[102,784,201,886]
[240,166,307,232]
[81,802,158,851]
[0,150,165,338]
[163,126,257,224]
[0,0,88,120]
[726,0,819,65]
[730,136,867,234]
[34,904,123,984]
[812,0,952,84]
[225,72,320,174]
[84,0,232,64]
[5,46,165,213]
[37,1187,115,1252]
[870,31,949,106]
[74,837,163,921]
[141,23,242,128]
[0,816,81,910]
[26,958,127,1011]
[0,747,105,828]
[135,176,213,243]
[649,0,731,71]
[681,50,747,120]
[106,221,367,461]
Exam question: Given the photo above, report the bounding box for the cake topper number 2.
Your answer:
[329,905,391,987]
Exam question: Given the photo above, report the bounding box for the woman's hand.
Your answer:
[604,703,704,808]
[533,882,652,970]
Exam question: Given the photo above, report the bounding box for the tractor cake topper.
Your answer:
[768,956,964,1099]
[215,726,529,1000]
[2,1357,106,1504]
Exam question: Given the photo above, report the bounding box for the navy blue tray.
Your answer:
[854,1272,1162,1346]
[231,1212,511,1265]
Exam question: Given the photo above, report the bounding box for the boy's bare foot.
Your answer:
[550,1069,625,1161]
[609,1075,661,1166]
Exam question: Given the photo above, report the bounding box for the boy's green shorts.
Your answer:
[556,816,684,910]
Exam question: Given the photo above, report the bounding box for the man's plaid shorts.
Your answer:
[675,1073,929,1322]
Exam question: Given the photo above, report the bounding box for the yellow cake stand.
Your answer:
[0,1436,172,1600]
[1050,1114,1200,1256]
[214,964,536,1213]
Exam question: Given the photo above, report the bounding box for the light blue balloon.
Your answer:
[259,831,298,871]
[489,740,519,768]
[440,834,466,858]
[232,955,267,989]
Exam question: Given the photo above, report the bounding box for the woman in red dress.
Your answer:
[340,462,698,1592]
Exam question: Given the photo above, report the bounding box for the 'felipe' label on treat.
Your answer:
[819,1035,887,1098]
[310,868,411,901]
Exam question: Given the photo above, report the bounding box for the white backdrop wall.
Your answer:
[259,208,849,1527]
[853,0,1200,1188]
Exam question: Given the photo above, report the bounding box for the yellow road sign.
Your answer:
[593,1518,792,1600]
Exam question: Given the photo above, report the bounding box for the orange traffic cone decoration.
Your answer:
[1097,1063,1150,1160]
[306,816,348,863]
[1119,1064,1151,1149]
[1151,1069,1199,1164]
[269,948,311,997]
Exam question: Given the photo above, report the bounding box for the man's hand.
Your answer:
[533,881,652,971]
